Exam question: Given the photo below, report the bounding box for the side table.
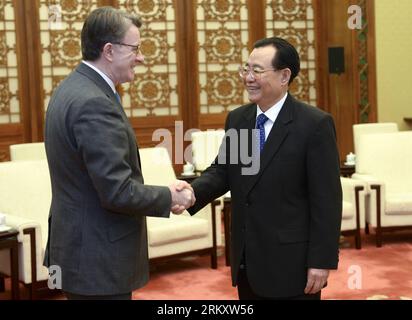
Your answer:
[176,172,200,184]
[340,163,355,177]
[0,228,20,300]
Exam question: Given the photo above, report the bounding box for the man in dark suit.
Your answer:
[43,7,194,300]
[188,37,342,300]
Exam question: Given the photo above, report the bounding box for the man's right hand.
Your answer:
[168,181,196,214]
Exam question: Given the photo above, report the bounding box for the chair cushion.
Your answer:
[357,132,412,193]
[385,193,412,215]
[0,160,50,249]
[147,215,209,247]
[342,201,354,219]
[191,130,225,171]
[10,142,46,161]
[139,147,176,185]
[353,122,398,156]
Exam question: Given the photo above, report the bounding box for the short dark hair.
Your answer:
[254,37,300,85]
[81,6,142,61]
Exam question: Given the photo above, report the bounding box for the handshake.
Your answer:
[168,180,196,214]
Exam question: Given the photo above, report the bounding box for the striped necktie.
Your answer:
[256,113,269,153]
[115,92,121,104]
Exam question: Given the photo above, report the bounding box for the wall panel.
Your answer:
[0,1,374,166]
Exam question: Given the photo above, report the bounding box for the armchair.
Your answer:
[340,177,367,249]
[9,142,46,161]
[191,130,225,172]
[352,122,399,233]
[353,131,412,246]
[0,160,50,298]
[190,129,228,202]
[352,122,398,156]
[139,147,222,268]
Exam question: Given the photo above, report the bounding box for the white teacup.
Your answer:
[346,152,356,165]
[183,162,194,174]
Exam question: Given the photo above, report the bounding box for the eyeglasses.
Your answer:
[238,65,277,80]
[112,42,141,55]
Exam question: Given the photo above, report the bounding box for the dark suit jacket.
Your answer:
[43,63,171,295]
[189,94,342,298]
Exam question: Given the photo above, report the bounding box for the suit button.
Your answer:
[239,264,246,270]
[245,202,250,207]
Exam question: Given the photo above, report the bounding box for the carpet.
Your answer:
[135,231,412,300]
[1,231,411,300]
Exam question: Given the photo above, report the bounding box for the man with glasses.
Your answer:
[189,37,342,300]
[43,7,194,300]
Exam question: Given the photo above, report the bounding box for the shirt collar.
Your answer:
[256,92,288,122]
[82,60,116,94]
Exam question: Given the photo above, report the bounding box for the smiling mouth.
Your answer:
[247,87,260,92]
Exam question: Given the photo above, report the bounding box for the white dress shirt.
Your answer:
[256,92,288,141]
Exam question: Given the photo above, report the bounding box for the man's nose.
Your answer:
[136,53,144,64]
[245,71,255,82]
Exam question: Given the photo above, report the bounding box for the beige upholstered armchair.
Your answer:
[139,147,222,268]
[352,122,398,156]
[352,122,399,239]
[0,160,51,298]
[9,142,46,161]
[190,130,230,258]
[191,130,225,172]
[352,131,412,247]
[340,177,367,249]
[190,129,228,202]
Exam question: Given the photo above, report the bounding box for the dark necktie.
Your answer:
[256,113,269,153]
[115,92,121,104]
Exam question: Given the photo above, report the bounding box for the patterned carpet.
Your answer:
[1,230,411,300]
[322,231,412,300]
[133,230,412,300]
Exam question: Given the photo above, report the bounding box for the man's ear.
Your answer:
[281,68,292,86]
[102,43,114,62]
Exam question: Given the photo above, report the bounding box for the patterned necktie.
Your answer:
[256,113,269,152]
[115,92,121,104]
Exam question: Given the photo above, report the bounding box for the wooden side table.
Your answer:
[340,163,355,177]
[0,229,20,300]
[176,172,200,184]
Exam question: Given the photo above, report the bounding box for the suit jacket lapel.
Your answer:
[236,105,256,196]
[243,94,294,196]
[239,104,257,132]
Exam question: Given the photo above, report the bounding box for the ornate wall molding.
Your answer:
[197,0,250,114]
[265,0,317,106]
[0,149,7,161]
[357,0,371,123]
[39,0,99,112]
[118,0,179,117]
[0,0,20,124]
[1,0,325,153]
